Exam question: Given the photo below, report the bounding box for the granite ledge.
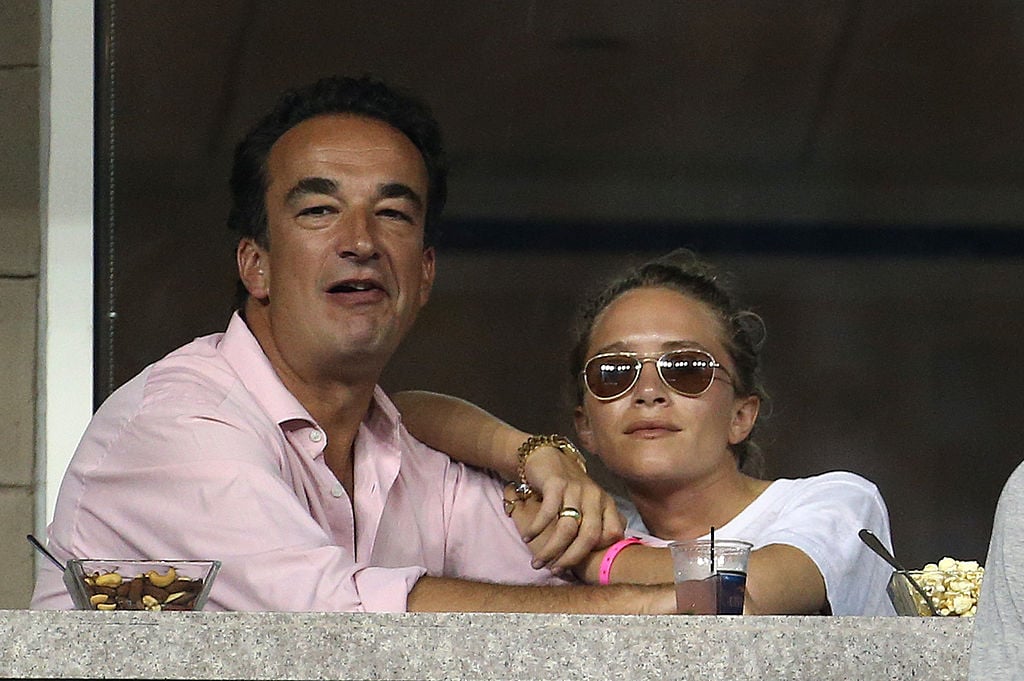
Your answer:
[0,610,972,680]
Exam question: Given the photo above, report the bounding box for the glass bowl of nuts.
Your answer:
[63,559,220,611]
[887,557,984,616]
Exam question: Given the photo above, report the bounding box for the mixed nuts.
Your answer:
[79,567,206,611]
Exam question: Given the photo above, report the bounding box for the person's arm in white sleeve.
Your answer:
[736,473,895,615]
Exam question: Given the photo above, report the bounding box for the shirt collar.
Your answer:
[220,311,316,427]
[219,311,405,448]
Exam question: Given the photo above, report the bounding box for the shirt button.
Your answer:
[309,429,324,443]
[331,483,344,498]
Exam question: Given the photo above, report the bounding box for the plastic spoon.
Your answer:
[858,528,939,616]
[26,534,66,572]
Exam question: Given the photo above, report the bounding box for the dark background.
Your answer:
[96,1,1024,569]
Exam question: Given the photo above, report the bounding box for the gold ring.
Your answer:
[502,483,520,517]
[503,497,518,517]
[558,507,583,525]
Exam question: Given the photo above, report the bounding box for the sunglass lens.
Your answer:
[585,356,639,399]
[659,351,715,395]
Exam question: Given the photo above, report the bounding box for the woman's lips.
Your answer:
[624,420,680,436]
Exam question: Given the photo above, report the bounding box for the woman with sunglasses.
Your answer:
[394,250,895,614]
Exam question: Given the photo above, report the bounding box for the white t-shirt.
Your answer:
[619,471,897,615]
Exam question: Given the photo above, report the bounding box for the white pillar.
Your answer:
[37,0,95,529]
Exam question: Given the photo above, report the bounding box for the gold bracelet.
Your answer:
[515,434,588,500]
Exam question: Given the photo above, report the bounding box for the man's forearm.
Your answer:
[407,576,675,615]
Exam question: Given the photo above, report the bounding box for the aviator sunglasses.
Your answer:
[582,348,733,401]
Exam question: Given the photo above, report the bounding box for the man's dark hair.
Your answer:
[228,75,448,306]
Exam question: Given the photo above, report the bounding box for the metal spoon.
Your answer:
[26,533,66,572]
[858,528,940,616]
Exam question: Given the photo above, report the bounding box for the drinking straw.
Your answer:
[709,526,715,575]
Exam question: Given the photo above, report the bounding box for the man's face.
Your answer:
[239,114,435,382]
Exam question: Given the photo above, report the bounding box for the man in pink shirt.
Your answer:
[32,76,674,614]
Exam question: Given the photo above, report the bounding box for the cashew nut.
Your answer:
[89,593,109,605]
[96,602,117,611]
[94,572,123,588]
[146,567,177,588]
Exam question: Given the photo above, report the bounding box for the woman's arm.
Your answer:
[743,544,827,614]
[391,391,523,478]
[507,491,827,614]
[392,390,625,568]
[579,543,825,614]
[574,541,824,614]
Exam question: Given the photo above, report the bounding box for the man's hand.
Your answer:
[509,447,625,571]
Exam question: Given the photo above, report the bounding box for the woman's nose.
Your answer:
[632,360,669,404]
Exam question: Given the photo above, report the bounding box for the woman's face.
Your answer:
[574,287,759,490]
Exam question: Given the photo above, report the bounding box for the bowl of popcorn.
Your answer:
[887,557,984,616]
[63,559,220,611]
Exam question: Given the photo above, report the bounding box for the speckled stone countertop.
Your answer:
[1,610,972,680]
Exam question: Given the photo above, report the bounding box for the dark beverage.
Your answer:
[715,570,746,615]
[675,570,747,615]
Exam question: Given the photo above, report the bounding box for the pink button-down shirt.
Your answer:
[32,313,559,611]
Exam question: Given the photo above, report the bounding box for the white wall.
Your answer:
[37,0,94,529]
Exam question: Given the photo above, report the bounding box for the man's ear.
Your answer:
[573,406,597,453]
[237,239,270,301]
[728,395,760,445]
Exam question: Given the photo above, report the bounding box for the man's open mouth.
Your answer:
[327,280,380,294]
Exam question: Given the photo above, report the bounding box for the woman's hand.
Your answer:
[510,446,625,571]
[389,392,625,569]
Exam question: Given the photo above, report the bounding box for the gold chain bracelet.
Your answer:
[515,434,588,500]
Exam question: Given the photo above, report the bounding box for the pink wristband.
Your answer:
[599,537,642,585]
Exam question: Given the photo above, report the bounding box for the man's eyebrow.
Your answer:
[378,182,424,210]
[284,177,338,205]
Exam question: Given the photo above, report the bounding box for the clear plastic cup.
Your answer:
[669,539,752,615]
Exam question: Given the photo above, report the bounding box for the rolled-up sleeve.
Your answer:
[35,405,428,612]
[33,316,562,613]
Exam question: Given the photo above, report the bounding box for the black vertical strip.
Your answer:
[93,0,117,409]
[203,0,260,157]
[797,0,863,164]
